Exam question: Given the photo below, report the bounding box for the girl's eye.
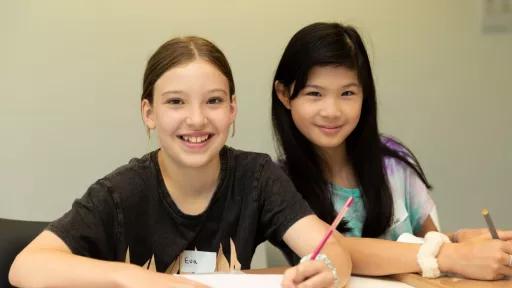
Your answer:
[305,91,321,97]
[341,91,355,97]
[207,97,224,104]
[167,98,184,105]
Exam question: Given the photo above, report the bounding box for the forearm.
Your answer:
[323,237,352,287]
[335,234,421,276]
[9,248,140,288]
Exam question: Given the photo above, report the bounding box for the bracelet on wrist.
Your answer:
[417,231,451,278]
[300,253,340,288]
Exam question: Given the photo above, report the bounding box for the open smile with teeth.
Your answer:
[178,134,212,144]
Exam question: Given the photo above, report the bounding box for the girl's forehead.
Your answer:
[302,66,360,86]
[154,59,229,92]
[159,59,224,79]
[308,65,357,77]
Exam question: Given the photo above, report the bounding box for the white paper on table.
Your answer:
[348,276,414,288]
[182,273,282,288]
[182,274,414,288]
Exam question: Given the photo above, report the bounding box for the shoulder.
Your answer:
[227,146,272,163]
[380,136,431,201]
[381,135,414,160]
[225,146,274,174]
[381,136,423,199]
[275,158,287,173]
[381,135,416,172]
[225,146,291,190]
[91,151,157,202]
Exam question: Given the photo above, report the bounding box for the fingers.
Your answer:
[282,261,334,288]
[485,244,512,280]
[296,272,334,288]
[282,266,298,288]
[498,263,512,279]
[294,261,327,284]
[497,230,512,241]
[498,251,512,269]
[499,240,512,255]
[457,228,512,242]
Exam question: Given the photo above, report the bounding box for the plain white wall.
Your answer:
[1,0,511,267]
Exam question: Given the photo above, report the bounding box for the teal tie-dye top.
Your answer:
[332,139,435,240]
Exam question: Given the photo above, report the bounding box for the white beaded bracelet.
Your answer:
[417,231,451,278]
[300,253,340,288]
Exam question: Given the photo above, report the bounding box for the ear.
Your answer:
[141,99,156,130]
[274,81,291,109]
[229,95,238,123]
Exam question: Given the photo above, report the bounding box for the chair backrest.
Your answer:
[0,218,48,288]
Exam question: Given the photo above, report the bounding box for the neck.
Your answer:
[317,143,358,189]
[157,150,220,214]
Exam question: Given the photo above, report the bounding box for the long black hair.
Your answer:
[272,22,432,237]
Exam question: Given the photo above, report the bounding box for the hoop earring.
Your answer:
[147,128,153,152]
[231,121,236,137]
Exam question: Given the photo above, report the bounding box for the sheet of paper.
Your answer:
[182,273,415,288]
[348,276,414,288]
[182,273,282,288]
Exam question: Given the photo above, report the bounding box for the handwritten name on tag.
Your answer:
[179,250,217,273]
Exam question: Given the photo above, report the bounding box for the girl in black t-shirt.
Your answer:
[9,36,352,288]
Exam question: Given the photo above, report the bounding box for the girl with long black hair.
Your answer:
[271,22,512,280]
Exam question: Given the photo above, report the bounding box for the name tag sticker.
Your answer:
[179,250,217,273]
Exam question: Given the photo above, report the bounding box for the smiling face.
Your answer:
[278,65,363,154]
[142,59,237,168]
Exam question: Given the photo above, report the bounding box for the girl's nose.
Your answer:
[319,97,342,118]
[185,106,207,128]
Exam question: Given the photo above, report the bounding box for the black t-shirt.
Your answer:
[47,146,312,272]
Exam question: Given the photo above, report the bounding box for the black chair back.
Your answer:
[0,218,48,288]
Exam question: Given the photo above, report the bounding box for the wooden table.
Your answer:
[247,267,412,287]
[248,267,512,287]
[392,273,512,288]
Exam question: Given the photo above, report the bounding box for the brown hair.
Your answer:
[141,36,235,104]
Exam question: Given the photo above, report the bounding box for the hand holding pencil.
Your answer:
[436,208,512,280]
[281,197,353,288]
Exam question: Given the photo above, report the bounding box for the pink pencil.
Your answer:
[310,196,354,260]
